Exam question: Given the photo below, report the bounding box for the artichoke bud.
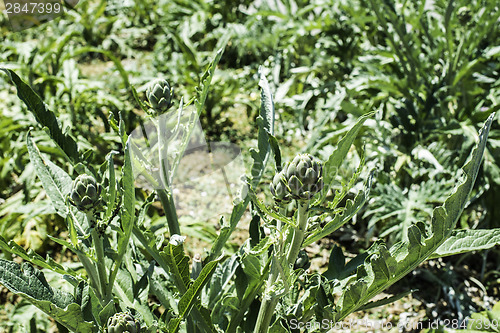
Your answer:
[294,249,310,270]
[270,170,291,203]
[285,154,323,200]
[69,174,102,212]
[146,78,174,114]
[107,312,141,333]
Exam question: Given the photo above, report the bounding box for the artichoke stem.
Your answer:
[285,201,309,267]
[157,189,181,236]
[156,115,181,236]
[89,212,109,302]
[254,206,299,333]
[76,251,103,302]
[254,295,279,333]
[254,255,282,333]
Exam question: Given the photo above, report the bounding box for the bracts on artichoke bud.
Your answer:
[270,170,291,204]
[146,78,174,114]
[270,154,323,203]
[69,174,102,213]
[285,154,324,200]
[107,312,141,333]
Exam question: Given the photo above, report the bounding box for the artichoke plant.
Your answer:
[146,78,174,113]
[107,312,141,333]
[284,154,323,201]
[69,174,102,212]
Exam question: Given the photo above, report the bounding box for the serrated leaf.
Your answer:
[251,69,275,187]
[104,151,119,221]
[269,135,282,170]
[160,242,190,293]
[27,133,72,218]
[208,70,275,262]
[258,69,275,137]
[332,114,493,322]
[108,140,136,294]
[249,236,274,256]
[168,259,220,333]
[207,196,250,262]
[304,172,373,246]
[195,47,225,116]
[122,139,136,239]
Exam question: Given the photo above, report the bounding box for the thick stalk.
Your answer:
[157,115,181,236]
[254,274,280,333]
[87,211,108,302]
[254,205,302,333]
[285,201,309,267]
[91,228,109,302]
[157,189,181,235]
[158,114,169,191]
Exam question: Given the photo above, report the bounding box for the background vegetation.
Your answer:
[0,0,499,331]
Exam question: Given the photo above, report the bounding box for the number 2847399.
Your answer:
[5,2,62,14]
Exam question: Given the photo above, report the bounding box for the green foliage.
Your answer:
[2,69,80,163]
[331,114,492,322]
[1,0,499,331]
[0,259,94,332]
[2,53,500,333]
[431,229,500,259]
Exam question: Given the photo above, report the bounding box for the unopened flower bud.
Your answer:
[191,253,202,279]
[69,174,102,212]
[146,78,174,114]
[270,170,291,204]
[107,312,140,333]
[285,154,323,200]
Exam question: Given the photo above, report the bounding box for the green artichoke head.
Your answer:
[146,78,174,113]
[284,154,323,200]
[270,170,291,204]
[107,312,141,333]
[69,174,102,212]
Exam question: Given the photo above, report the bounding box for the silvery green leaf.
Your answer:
[27,133,72,218]
[430,229,500,259]
[0,259,95,332]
